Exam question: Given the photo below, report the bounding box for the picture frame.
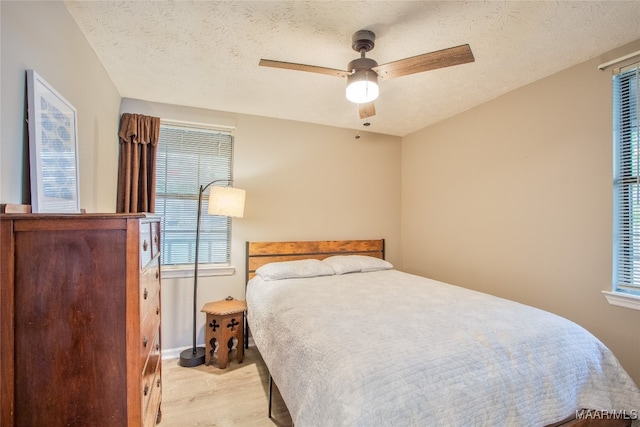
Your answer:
[27,70,80,213]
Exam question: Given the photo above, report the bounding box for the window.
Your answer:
[612,62,640,300]
[155,122,234,268]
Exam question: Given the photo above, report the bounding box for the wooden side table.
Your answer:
[201,299,247,369]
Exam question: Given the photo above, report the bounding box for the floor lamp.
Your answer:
[179,179,246,368]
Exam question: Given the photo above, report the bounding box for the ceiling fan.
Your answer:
[259,30,475,120]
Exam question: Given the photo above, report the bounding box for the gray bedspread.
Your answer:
[246,269,640,426]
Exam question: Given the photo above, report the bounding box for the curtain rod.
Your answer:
[598,49,640,71]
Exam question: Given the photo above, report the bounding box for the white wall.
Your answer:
[401,39,640,386]
[1,1,121,211]
[120,99,402,354]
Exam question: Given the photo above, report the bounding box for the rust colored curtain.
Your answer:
[116,113,160,213]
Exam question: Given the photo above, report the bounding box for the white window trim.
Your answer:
[610,61,640,311]
[602,290,640,311]
[161,263,237,279]
[156,120,236,267]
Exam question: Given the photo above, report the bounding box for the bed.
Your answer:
[245,239,640,427]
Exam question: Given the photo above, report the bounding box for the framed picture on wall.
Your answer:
[27,69,80,213]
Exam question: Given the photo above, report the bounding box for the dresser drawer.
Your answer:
[142,331,161,426]
[140,295,160,364]
[150,220,160,258]
[140,258,160,320]
[143,368,162,427]
[140,222,152,269]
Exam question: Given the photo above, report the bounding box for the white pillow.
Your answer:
[322,255,393,275]
[255,259,335,281]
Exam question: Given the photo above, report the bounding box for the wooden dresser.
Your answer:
[0,213,162,426]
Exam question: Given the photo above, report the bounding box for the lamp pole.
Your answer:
[179,179,234,367]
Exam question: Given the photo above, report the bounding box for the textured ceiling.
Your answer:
[64,1,640,137]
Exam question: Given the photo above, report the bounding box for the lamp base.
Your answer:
[179,347,206,367]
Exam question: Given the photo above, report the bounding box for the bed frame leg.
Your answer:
[268,374,273,419]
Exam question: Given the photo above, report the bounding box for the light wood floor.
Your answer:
[159,347,293,427]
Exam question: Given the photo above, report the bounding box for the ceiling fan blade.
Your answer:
[259,59,350,78]
[373,44,474,80]
[359,102,376,119]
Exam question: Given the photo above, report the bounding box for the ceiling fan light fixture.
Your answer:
[346,70,379,104]
[260,29,474,119]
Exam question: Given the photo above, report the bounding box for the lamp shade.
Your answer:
[208,186,246,217]
[346,70,379,104]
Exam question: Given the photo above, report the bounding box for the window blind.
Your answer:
[155,123,234,265]
[613,63,640,294]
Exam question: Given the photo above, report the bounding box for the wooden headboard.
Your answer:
[245,239,385,281]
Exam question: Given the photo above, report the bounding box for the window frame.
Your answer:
[154,120,237,278]
[607,61,640,310]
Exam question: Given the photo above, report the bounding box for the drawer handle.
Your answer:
[143,240,148,251]
[144,288,148,299]
[144,384,149,396]
[157,378,161,388]
[155,270,159,280]
[154,235,158,244]
[143,336,148,347]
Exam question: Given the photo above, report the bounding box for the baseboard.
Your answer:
[162,346,189,360]
[162,337,256,360]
